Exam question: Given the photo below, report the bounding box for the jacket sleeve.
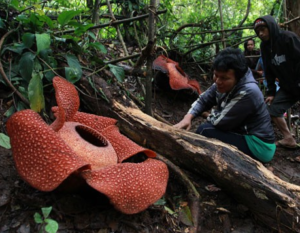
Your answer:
[208,88,257,131]
[188,84,217,117]
[288,34,300,80]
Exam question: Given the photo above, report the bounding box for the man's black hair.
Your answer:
[213,47,248,80]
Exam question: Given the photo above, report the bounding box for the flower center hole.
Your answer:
[75,125,107,147]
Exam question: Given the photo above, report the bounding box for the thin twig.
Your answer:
[132,10,143,52]
[104,53,140,64]
[281,16,300,26]
[85,65,107,78]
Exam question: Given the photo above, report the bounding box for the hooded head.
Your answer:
[254,15,280,43]
[254,19,267,31]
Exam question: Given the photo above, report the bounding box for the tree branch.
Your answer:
[56,9,167,35]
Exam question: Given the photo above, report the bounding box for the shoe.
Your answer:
[276,140,300,149]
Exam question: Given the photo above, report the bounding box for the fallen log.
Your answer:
[79,77,300,232]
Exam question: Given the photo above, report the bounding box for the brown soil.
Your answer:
[1,75,300,233]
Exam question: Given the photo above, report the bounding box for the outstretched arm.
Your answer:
[173,113,194,130]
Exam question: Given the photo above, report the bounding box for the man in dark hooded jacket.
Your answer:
[254,15,300,149]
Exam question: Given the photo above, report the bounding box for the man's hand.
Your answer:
[265,96,274,105]
[256,70,263,77]
[173,113,194,130]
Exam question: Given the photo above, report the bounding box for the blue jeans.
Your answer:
[196,122,253,156]
[262,79,280,91]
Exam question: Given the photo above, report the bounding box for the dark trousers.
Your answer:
[196,122,253,156]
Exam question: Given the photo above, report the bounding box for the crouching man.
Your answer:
[174,47,276,163]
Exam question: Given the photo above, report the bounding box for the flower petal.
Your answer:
[153,55,201,94]
[101,125,156,162]
[50,76,80,131]
[81,158,169,214]
[6,110,90,191]
[72,111,117,132]
[167,63,200,94]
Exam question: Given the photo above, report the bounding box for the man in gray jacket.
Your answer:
[174,48,276,163]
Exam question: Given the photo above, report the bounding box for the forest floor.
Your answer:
[1,73,300,233]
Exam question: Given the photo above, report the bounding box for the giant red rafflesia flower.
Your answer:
[6,76,169,214]
[153,55,201,94]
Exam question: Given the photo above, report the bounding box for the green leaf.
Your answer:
[0,133,11,149]
[8,66,20,80]
[34,59,43,72]
[1,43,27,55]
[45,219,58,233]
[98,88,109,103]
[62,34,81,43]
[9,0,20,10]
[58,10,81,27]
[164,206,176,215]
[87,31,96,40]
[74,23,94,36]
[41,207,52,219]
[34,212,43,224]
[88,42,107,54]
[54,37,66,43]
[178,206,193,226]
[28,72,45,113]
[108,64,125,82]
[65,54,82,83]
[38,49,50,62]
[17,101,27,111]
[22,33,35,48]
[40,15,54,29]
[19,52,35,82]
[28,13,44,31]
[4,106,16,117]
[0,18,5,29]
[154,198,166,206]
[16,14,28,24]
[128,1,133,11]
[41,56,57,82]
[45,64,57,82]
[18,86,28,100]
[36,33,51,54]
